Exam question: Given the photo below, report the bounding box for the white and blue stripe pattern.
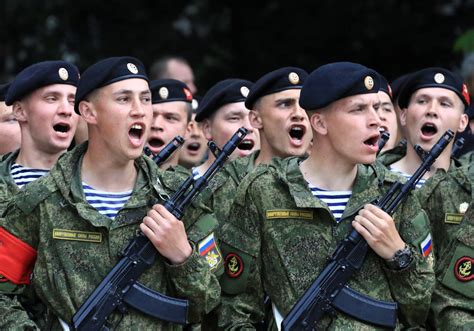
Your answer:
[308,183,352,223]
[83,183,132,220]
[389,167,426,189]
[11,163,49,188]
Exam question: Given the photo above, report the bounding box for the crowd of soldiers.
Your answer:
[0,54,472,330]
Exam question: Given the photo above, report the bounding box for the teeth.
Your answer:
[379,128,386,133]
[131,124,143,130]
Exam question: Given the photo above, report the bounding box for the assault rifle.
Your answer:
[72,128,248,331]
[376,131,390,156]
[282,130,454,331]
[144,135,185,166]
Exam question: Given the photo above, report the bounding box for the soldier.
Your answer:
[375,74,399,153]
[0,61,79,213]
[0,56,220,329]
[193,78,259,177]
[0,83,21,156]
[218,62,434,329]
[149,56,207,169]
[147,79,193,169]
[385,67,473,328]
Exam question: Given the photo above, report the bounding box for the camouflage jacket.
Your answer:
[218,157,434,330]
[377,144,474,328]
[0,143,220,330]
[423,164,474,329]
[0,149,20,215]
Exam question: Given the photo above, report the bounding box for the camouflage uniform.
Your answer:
[0,143,220,330]
[218,157,434,330]
[378,145,474,328]
[0,150,20,214]
[422,165,474,329]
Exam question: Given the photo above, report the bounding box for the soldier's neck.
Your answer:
[81,144,138,192]
[392,143,451,178]
[15,143,64,170]
[195,154,215,177]
[300,152,357,191]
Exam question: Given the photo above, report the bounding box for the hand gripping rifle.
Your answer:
[282,130,454,331]
[72,128,248,331]
[144,136,185,166]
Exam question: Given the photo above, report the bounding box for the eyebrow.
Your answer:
[112,89,151,96]
[274,97,296,104]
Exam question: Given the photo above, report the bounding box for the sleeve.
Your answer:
[216,183,265,330]
[165,244,221,323]
[383,193,435,327]
[0,202,41,329]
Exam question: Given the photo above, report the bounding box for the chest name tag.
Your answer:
[53,229,102,243]
[444,213,463,224]
[266,209,313,220]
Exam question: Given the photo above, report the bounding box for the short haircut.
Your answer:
[149,56,190,80]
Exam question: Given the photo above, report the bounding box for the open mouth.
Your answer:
[364,135,379,147]
[289,125,305,141]
[53,123,70,133]
[129,124,144,141]
[187,142,201,151]
[149,137,165,148]
[238,139,255,151]
[421,123,438,137]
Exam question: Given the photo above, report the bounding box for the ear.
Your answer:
[458,112,469,133]
[309,111,327,135]
[79,100,98,125]
[249,109,263,129]
[201,118,213,141]
[12,101,27,123]
[399,107,408,126]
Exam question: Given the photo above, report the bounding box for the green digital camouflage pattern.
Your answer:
[422,164,474,329]
[377,139,407,167]
[163,153,259,331]
[218,157,435,330]
[378,144,474,328]
[0,143,220,330]
[0,149,20,215]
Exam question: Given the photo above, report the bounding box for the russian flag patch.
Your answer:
[198,233,222,271]
[420,233,432,257]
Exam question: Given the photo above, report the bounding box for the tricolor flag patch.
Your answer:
[198,233,222,271]
[420,233,432,257]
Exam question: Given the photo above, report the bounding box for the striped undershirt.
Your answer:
[11,163,49,188]
[389,167,426,189]
[82,183,132,220]
[308,183,352,223]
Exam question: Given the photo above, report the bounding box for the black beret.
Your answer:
[196,79,253,122]
[377,73,392,100]
[0,83,10,102]
[300,62,380,110]
[74,56,148,114]
[390,73,412,104]
[150,79,193,104]
[466,104,474,120]
[245,67,307,109]
[6,60,79,106]
[398,67,470,109]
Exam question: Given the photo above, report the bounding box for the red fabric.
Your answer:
[0,227,37,284]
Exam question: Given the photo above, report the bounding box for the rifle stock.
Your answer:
[282,130,454,331]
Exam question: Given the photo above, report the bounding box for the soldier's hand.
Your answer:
[352,204,405,260]
[140,204,193,265]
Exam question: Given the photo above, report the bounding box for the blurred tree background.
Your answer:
[1,0,474,93]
